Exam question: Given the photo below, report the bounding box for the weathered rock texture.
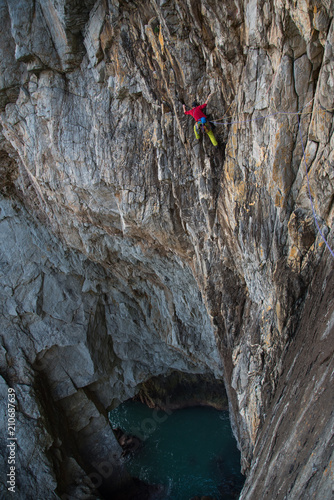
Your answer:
[0,0,334,499]
[135,370,229,410]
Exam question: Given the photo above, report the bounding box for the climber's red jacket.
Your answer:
[184,103,207,121]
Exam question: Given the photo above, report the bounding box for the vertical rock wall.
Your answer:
[0,0,333,498]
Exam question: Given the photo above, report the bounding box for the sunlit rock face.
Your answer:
[0,0,333,499]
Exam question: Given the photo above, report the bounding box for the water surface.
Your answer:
[109,400,244,499]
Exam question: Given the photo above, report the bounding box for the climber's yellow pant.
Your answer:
[193,122,218,146]
[194,123,200,139]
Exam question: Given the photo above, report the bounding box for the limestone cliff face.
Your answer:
[0,0,334,499]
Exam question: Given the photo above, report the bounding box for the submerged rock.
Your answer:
[113,427,142,456]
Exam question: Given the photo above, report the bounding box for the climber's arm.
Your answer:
[204,92,213,105]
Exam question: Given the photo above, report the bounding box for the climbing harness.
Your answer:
[195,120,218,146]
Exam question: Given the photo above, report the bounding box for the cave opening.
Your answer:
[109,371,245,500]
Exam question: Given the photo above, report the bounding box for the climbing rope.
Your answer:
[13,82,334,259]
[297,113,334,259]
[211,99,334,259]
[211,97,315,126]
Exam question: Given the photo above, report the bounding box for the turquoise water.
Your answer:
[109,401,244,499]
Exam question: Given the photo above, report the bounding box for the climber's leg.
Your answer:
[206,129,218,146]
[194,122,200,139]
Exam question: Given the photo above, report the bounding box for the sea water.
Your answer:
[109,400,244,499]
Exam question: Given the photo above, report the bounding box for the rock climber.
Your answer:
[183,93,213,124]
[183,93,217,146]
